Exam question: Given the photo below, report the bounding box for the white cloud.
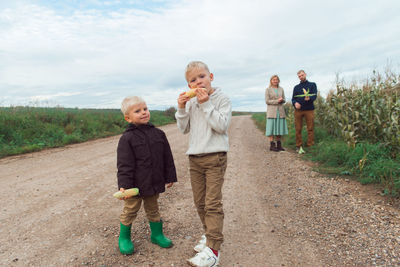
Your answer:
[30,92,82,101]
[0,0,399,110]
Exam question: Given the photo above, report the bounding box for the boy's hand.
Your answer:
[196,88,209,104]
[166,182,173,188]
[178,92,190,108]
[118,187,133,200]
[295,102,301,109]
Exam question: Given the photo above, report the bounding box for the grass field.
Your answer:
[0,106,176,158]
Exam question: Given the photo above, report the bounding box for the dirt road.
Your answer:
[1,116,399,267]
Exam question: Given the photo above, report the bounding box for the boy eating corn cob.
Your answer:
[176,61,231,267]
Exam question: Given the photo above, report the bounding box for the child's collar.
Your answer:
[128,122,154,128]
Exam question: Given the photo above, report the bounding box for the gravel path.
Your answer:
[1,115,399,266]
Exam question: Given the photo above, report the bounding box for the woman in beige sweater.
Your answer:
[265,75,288,151]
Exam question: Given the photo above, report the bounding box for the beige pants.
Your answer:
[189,152,227,251]
[120,194,160,226]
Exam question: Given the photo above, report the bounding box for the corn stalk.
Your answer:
[316,70,400,157]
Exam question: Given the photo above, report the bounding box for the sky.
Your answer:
[1,0,400,111]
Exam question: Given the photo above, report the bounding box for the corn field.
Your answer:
[316,70,400,158]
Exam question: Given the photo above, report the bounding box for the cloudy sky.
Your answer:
[1,0,399,111]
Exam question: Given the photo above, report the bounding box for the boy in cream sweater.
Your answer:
[176,61,231,267]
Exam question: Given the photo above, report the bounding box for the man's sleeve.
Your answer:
[291,86,298,106]
[310,83,318,102]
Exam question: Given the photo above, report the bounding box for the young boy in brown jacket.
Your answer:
[176,61,231,267]
[116,96,177,255]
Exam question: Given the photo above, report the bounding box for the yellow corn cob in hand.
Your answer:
[185,88,197,98]
[113,188,139,199]
[303,88,307,95]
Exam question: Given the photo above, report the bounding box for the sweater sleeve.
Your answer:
[265,88,280,105]
[162,132,177,183]
[199,97,232,134]
[175,105,190,134]
[117,135,136,190]
[310,82,318,102]
[291,86,297,106]
[292,86,306,107]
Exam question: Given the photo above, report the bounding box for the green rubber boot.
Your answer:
[149,220,173,248]
[118,222,134,255]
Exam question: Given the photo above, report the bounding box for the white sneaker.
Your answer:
[194,235,206,252]
[187,247,219,267]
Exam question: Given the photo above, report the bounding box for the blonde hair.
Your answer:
[297,69,306,75]
[121,96,145,115]
[269,74,280,87]
[185,61,210,81]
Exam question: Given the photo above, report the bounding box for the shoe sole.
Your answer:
[187,259,219,267]
[151,239,173,248]
[187,259,202,267]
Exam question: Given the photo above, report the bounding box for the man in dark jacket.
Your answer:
[116,96,177,255]
[291,70,318,151]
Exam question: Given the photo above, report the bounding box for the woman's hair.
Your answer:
[121,96,145,115]
[269,75,280,87]
[185,61,210,81]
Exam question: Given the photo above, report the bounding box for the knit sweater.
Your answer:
[291,80,318,110]
[265,86,286,118]
[175,88,232,155]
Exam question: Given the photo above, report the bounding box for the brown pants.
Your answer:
[120,194,160,226]
[294,109,315,147]
[189,152,227,251]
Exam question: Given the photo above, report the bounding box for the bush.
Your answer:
[163,106,177,120]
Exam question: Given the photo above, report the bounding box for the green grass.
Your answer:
[251,112,266,131]
[232,111,254,116]
[251,112,400,197]
[0,106,176,158]
[306,140,400,195]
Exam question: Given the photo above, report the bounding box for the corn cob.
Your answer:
[185,89,197,98]
[294,88,316,98]
[113,188,139,199]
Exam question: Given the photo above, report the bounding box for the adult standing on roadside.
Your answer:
[291,70,317,151]
[265,74,288,152]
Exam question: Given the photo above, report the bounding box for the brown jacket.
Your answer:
[265,86,286,118]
